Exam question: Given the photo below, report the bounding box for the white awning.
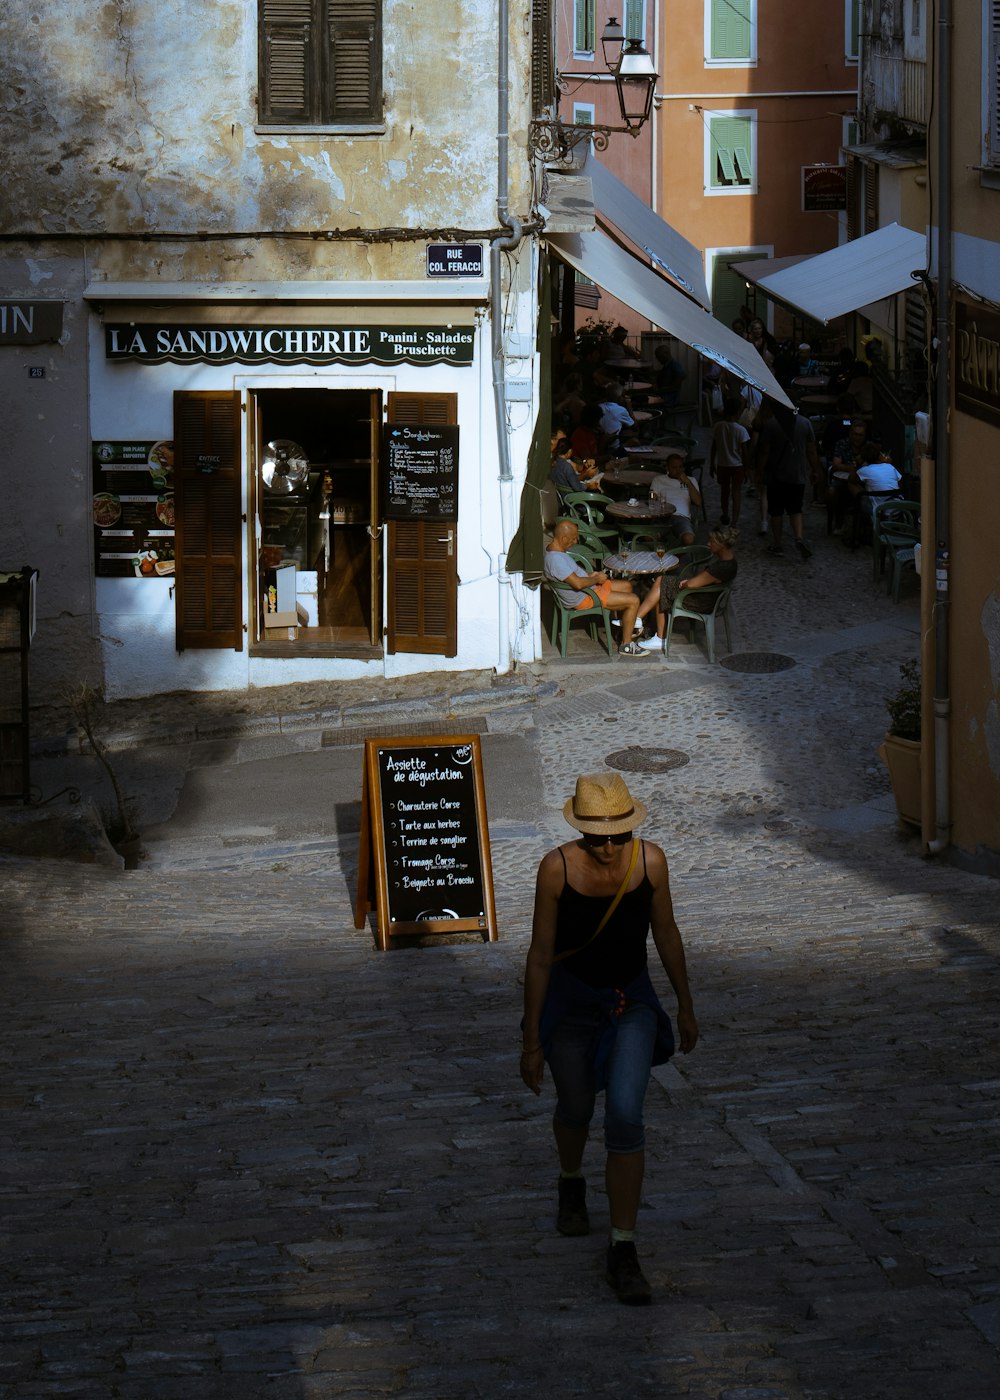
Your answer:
[82,280,489,302]
[736,224,927,324]
[580,148,712,310]
[547,229,792,407]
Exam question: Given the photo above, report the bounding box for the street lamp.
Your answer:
[528,19,658,161]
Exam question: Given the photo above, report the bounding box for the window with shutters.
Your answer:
[846,0,860,62]
[624,2,646,40]
[574,0,595,56]
[709,249,768,332]
[705,0,756,67]
[258,0,382,127]
[986,1,1000,170]
[705,112,756,194]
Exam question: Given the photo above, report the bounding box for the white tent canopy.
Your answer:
[735,224,927,324]
[547,229,792,406]
[580,149,712,310]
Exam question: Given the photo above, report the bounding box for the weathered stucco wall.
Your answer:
[0,1,532,246]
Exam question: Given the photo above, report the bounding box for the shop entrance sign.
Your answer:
[354,735,498,949]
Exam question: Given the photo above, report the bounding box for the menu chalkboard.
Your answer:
[383,424,459,520]
[354,735,497,949]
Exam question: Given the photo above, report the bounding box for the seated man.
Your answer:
[549,438,601,496]
[544,519,648,658]
[634,526,739,649]
[650,454,701,546]
[849,443,902,513]
[597,391,635,455]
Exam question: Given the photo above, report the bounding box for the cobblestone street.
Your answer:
[3,491,1000,1398]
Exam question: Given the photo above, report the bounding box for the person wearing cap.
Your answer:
[520,772,698,1304]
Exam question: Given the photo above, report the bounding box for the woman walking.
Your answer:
[520,773,698,1303]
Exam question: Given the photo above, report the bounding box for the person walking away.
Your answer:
[521,772,698,1303]
[755,403,818,559]
[710,396,750,526]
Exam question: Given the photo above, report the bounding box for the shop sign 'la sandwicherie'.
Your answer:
[104,324,475,366]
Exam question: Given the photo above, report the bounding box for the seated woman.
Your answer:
[549,437,601,496]
[633,526,739,650]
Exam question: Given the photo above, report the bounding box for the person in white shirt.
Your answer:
[710,396,751,527]
[850,443,902,514]
[598,394,635,454]
[650,455,701,546]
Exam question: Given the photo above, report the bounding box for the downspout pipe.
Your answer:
[927,0,952,855]
[491,0,524,671]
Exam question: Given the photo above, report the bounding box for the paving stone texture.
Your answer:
[3,472,999,1399]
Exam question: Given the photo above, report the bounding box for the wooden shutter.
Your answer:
[574,0,594,54]
[989,2,1000,166]
[385,393,458,657]
[260,0,317,123]
[711,0,751,60]
[531,0,556,114]
[173,391,243,651]
[328,0,381,121]
[624,1,645,40]
[863,160,879,234]
[710,116,752,187]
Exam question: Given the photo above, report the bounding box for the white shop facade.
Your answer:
[85,284,525,700]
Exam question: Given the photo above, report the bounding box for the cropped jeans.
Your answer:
[547,1001,657,1155]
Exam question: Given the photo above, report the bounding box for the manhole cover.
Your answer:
[720,652,797,674]
[606,746,690,774]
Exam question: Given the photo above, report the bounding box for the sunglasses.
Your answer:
[582,830,632,846]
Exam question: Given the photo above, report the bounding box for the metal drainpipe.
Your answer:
[927,0,952,855]
[491,0,523,672]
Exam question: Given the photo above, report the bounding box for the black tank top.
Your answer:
[554,842,653,989]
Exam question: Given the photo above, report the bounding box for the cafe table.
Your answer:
[624,444,678,462]
[601,467,659,495]
[791,375,829,391]
[605,499,676,527]
[604,356,649,371]
[602,548,679,579]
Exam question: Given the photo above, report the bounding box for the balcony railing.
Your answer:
[869,53,928,128]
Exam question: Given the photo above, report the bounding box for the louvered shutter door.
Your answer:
[385,393,458,657]
[863,161,879,234]
[531,0,556,114]
[624,1,644,39]
[711,117,752,186]
[173,392,243,651]
[328,0,380,121]
[260,0,317,123]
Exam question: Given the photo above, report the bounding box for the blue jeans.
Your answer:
[548,1002,657,1154]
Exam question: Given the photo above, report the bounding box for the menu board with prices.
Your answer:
[354,735,498,949]
[383,424,459,520]
[92,441,176,578]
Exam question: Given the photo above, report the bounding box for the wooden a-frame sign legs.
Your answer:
[354,734,498,950]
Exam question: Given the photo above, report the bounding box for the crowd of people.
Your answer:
[544,319,907,659]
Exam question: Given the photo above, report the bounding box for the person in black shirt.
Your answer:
[521,772,697,1304]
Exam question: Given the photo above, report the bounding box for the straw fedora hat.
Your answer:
[563,772,647,836]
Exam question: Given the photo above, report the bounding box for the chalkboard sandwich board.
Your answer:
[383,423,459,520]
[354,735,498,950]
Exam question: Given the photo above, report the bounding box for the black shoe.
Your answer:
[606,1240,652,1303]
[795,537,812,559]
[557,1177,590,1236]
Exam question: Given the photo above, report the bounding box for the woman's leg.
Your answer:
[602,1005,657,1230]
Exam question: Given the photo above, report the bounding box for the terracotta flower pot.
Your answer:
[879,733,921,828]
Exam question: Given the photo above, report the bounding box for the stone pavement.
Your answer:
[3,471,1000,1399]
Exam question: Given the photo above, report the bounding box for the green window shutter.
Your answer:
[710,116,753,187]
[327,0,381,121]
[624,1,645,39]
[712,252,764,331]
[848,0,860,59]
[574,0,595,52]
[711,0,752,61]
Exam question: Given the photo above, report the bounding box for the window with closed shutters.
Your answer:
[259,0,381,126]
[706,0,755,66]
[385,393,459,657]
[173,391,243,651]
[532,0,556,114]
[987,1,1000,168]
[574,0,595,55]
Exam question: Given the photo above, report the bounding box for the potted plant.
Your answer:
[66,684,143,868]
[879,660,921,828]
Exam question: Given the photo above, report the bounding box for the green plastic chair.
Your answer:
[545,578,616,658]
[562,491,616,524]
[873,500,920,586]
[663,583,733,663]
